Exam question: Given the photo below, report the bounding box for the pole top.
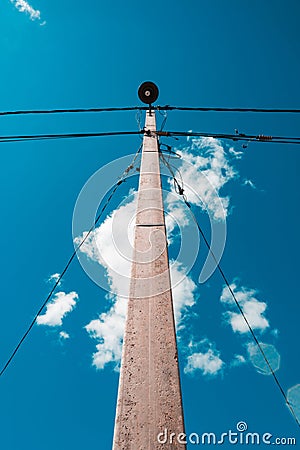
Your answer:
[138,81,159,105]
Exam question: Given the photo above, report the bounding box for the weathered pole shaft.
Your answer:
[113,111,186,449]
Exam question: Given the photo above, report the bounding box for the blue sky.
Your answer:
[1,1,300,449]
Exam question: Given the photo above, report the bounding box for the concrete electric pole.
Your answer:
[113,83,186,449]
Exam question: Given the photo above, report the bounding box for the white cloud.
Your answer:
[221,284,281,375]
[76,195,136,369]
[74,193,137,298]
[230,354,247,367]
[49,273,60,282]
[227,301,269,333]
[221,283,270,334]
[184,340,225,376]
[84,261,197,370]
[76,190,198,369]
[243,179,256,189]
[59,331,70,340]
[37,291,78,327]
[47,273,61,286]
[85,296,127,371]
[173,137,241,221]
[170,260,197,327]
[228,147,244,159]
[164,193,189,244]
[78,138,245,370]
[10,0,42,21]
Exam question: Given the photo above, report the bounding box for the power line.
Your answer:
[1,129,300,145]
[189,205,300,428]
[190,204,300,428]
[157,130,300,145]
[0,105,300,117]
[0,131,143,144]
[161,156,300,428]
[0,106,144,116]
[0,145,142,377]
[160,106,300,114]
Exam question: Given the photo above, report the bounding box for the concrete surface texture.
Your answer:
[113,111,186,449]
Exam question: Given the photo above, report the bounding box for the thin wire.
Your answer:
[159,143,181,159]
[158,109,168,132]
[1,105,300,117]
[135,109,144,141]
[161,160,300,428]
[0,106,145,116]
[0,144,142,377]
[2,130,300,146]
[157,131,300,145]
[0,130,143,144]
[135,109,142,130]
[159,106,300,114]
[160,150,184,194]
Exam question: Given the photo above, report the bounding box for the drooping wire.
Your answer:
[0,144,142,378]
[0,106,145,116]
[159,143,181,159]
[161,158,300,428]
[135,109,142,130]
[158,109,168,132]
[156,130,300,145]
[0,130,143,144]
[159,149,185,195]
[1,105,300,117]
[135,109,144,141]
[159,106,300,114]
[1,130,300,145]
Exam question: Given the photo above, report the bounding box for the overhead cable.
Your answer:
[0,144,142,377]
[160,106,300,114]
[1,105,300,117]
[161,157,300,428]
[1,130,300,145]
[156,130,300,145]
[0,131,143,144]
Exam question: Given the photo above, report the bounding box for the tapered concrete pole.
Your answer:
[113,111,186,449]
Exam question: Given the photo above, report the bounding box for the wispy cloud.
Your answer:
[49,273,60,282]
[243,179,256,190]
[230,354,247,368]
[170,260,197,327]
[59,331,70,340]
[84,261,197,371]
[220,282,282,376]
[228,147,244,159]
[37,291,78,327]
[173,137,241,221]
[164,193,190,245]
[85,296,126,371]
[79,194,138,370]
[77,138,247,371]
[74,193,137,299]
[184,339,225,376]
[220,283,270,334]
[10,0,43,22]
[47,273,61,287]
[76,187,199,370]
